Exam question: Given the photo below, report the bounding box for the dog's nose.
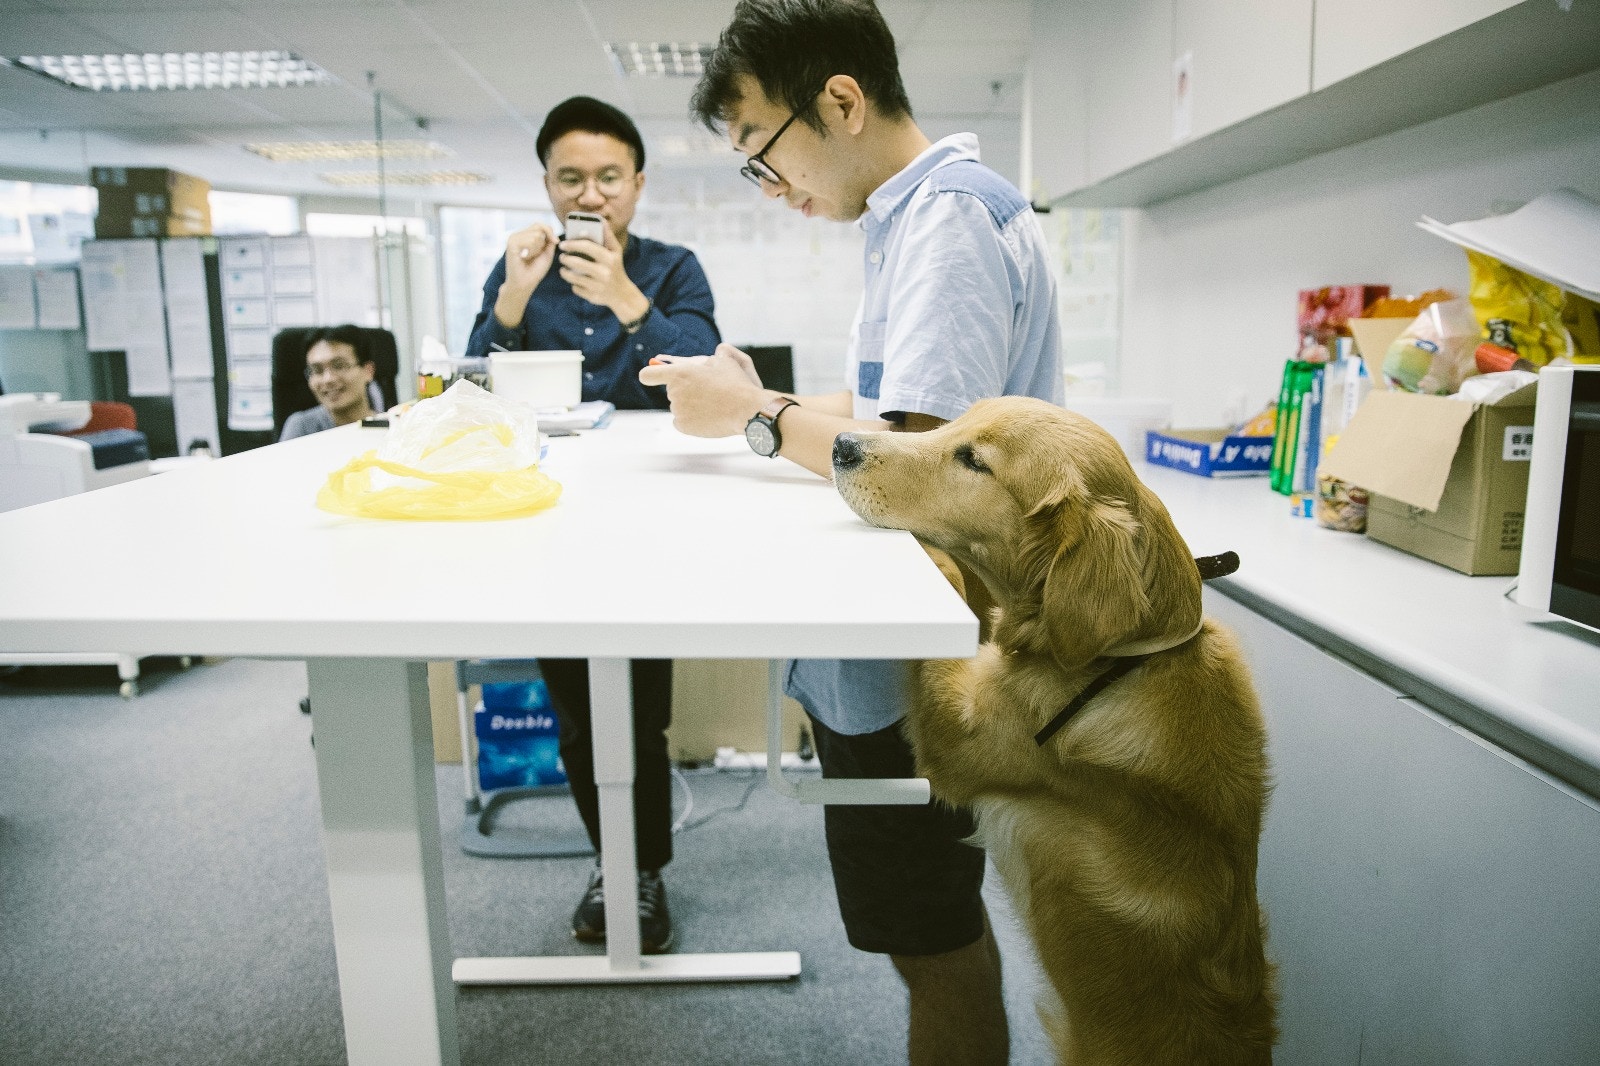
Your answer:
[833,433,865,471]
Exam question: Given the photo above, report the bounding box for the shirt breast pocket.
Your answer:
[856,320,886,400]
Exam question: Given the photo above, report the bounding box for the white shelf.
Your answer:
[1054,0,1600,209]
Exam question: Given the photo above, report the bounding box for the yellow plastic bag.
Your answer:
[1465,249,1567,366]
[316,379,562,520]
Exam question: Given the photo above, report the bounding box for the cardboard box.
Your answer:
[1320,380,1538,575]
[1145,428,1273,477]
[1347,317,1413,388]
[474,680,566,791]
[91,166,211,238]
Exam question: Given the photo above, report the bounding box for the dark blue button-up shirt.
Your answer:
[464,233,720,411]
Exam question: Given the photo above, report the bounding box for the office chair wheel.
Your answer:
[119,680,139,700]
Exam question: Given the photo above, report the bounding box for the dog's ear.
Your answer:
[1028,494,1149,668]
[1029,483,1202,668]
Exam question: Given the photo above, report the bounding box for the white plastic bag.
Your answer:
[317,380,559,520]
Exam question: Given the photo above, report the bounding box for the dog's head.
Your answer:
[833,397,1202,668]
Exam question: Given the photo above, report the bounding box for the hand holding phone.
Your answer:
[563,212,607,257]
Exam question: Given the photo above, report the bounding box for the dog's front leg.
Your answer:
[907,651,1012,806]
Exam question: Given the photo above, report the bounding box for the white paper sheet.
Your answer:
[0,266,35,328]
[1418,188,1600,302]
[80,241,124,349]
[161,239,213,379]
[117,240,172,396]
[33,269,81,330]
[172,377,221,455]
[312,235,380,326]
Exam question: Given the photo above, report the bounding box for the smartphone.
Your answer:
[564,211,606,251]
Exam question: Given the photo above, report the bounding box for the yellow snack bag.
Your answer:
[1465,249,1567,366]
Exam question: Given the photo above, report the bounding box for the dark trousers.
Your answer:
[536,658,674,872]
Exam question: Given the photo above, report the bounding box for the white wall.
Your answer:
[1117,68,1600,429]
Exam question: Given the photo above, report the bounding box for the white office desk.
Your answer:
[0,412,977,1066]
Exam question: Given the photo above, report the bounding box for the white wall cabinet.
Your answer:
[1312,0,1523,90]
[1207,590,1600,1063]
[1044,0,1600,207]
[1173,0,1312,141]
[1082,0,1174,183]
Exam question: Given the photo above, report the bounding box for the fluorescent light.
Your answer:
[604,42,715,78]
[4,51,337,92]
[318,170,490,187]
[245,140,454,163]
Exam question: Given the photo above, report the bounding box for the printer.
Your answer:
[0,393,151,513]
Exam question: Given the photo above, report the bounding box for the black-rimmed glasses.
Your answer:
[739,108,804,189]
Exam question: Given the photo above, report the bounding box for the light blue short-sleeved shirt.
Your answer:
[785,133,1064,736]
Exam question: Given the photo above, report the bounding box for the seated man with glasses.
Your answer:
[464,95,722,957]
[278,324,378,441]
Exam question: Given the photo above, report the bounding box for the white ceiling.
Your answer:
[0,0,1031,209]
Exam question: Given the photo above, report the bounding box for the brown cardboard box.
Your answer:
[91,166,212,238]
[1320,380,1538,574]
[1347,317,1412,388]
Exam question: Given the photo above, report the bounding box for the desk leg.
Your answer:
[309,658,460,1066]
[452,657,801,986]
[591,657,643,969]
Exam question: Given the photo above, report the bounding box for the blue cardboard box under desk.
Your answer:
[1145,429,1273,478]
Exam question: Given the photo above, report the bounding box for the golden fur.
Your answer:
[833,397,1277,1065]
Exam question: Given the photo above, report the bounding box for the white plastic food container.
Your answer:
[488,350,583,409]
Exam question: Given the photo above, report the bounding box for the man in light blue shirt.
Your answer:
[642,2,1061,1061]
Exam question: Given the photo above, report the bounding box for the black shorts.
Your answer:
[808,713,987,957]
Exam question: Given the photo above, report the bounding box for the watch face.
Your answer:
[745,417,777,456]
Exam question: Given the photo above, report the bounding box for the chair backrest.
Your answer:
[742,345,795,395]
[63,401,138,435]
[271,327,400,440]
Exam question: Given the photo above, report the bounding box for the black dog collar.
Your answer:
[1033,551,1240,747]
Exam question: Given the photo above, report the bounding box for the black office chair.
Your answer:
[270,326,401,441]
[742,345,795,394]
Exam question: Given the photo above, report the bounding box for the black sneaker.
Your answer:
[571,862,607,943]
[569,862,675,954]
[637,868,673,955]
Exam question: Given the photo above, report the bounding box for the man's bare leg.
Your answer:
[892,910,1008,1066]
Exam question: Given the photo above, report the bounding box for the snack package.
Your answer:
[1563,291,1600,364]
[1316,470,1368,533]
[1381,298,1481,394]
[1465,250,1567,366]
[1363,289,1456,321]
[1297,285,1390,361]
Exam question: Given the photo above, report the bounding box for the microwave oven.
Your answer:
[1518,365,1600,633]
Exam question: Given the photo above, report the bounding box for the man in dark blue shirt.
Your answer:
[466,97,720,954]
[464,96,720,410]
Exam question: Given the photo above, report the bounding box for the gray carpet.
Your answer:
[0,658,1051,1065]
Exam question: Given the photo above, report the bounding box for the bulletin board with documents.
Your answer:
[218,235,378,432]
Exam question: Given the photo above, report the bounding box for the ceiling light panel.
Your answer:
[5,51,338,92]
[318,170,490,187]
[604,42,715,78]
[246,140,454,163]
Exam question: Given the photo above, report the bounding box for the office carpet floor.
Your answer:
[0,657,1053,1065]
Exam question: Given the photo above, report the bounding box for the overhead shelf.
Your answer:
[1053,0,1600,210]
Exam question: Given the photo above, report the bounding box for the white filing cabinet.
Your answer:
[1208,589,1600,1063]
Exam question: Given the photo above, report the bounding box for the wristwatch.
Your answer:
[745,396,799,458]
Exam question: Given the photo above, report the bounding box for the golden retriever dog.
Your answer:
[831,396,1276,1065]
